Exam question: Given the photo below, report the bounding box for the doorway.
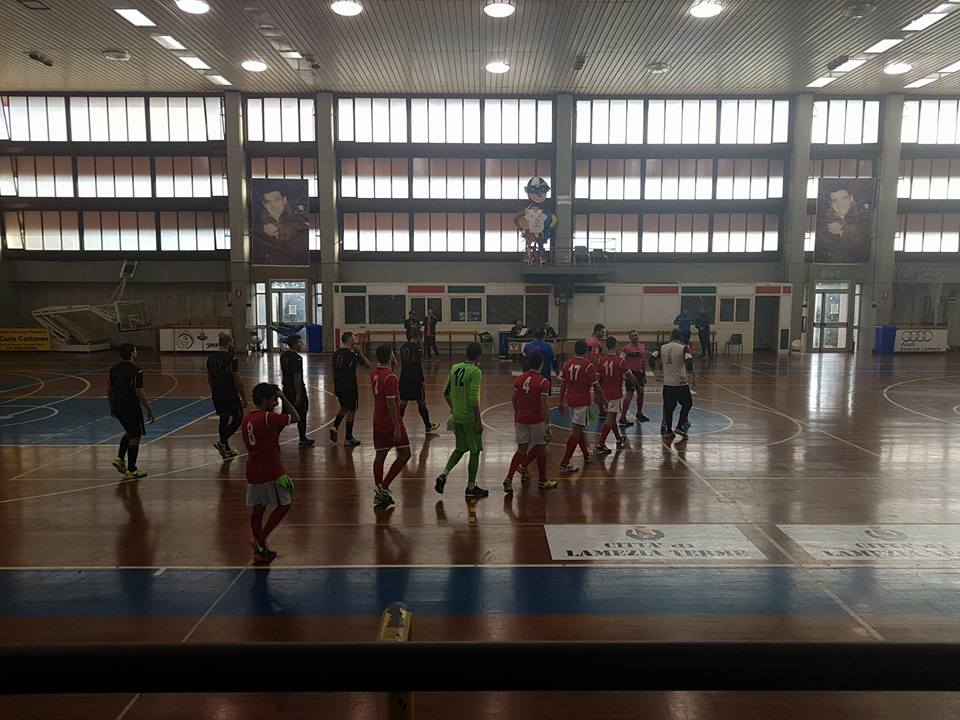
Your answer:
[269,280,308,350]
[812,282,852,352]
[753,296,780,351]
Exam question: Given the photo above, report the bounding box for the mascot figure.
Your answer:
[514,176,557,267]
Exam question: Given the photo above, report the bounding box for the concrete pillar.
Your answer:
[224,92,250,346]
[553,93,574,266]
[863,94,904,353]
[315,93,340,352]
[783,93,813,350]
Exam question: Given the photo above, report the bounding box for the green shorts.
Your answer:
[453,422,483,454]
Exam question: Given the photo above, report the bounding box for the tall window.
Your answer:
[484,99,552,143]
[894,214,960,253]
[712,213,779,253]
[148,97,224,142]
[341,157,409,199]
[83,211,157,251]
[640,214,708,253]
[342,212,410,252]
[0,156,74,197]
[902,100,960,144]
[413,213,481,251]
[246,97,315,142]
[808,159,873,199]
[251,157,318,197]
[898,158,960,200]
[411,98,482,143]
[337,97,408,143]
[574,214,640,253]
[576,99,644,144]
[70,97,148,142]
[77,156,153,198]
[718,99,789,144]
[158,211,229,251]
[811,99,880,144]
[3,211,79,250]
[155,156,227,198]
[0,96,68,141]
[716,158,784,199]
[650,99,719,144]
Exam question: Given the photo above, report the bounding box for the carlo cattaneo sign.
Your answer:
[0,327,51,351]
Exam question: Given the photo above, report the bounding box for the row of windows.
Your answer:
[811,100,880,145]
[2,210,229,251]
[336,97,553,144]
[575,98,790,145]
[250,156,319,197]
[897,159,960,200]
[807,159,873,199]
[341,293,548,326]
[894,214,960,253]
[246,98,315,143]
[574,213,779,253]
[901,100,960,145]
[0,96,225,142]
[574,158,785,200]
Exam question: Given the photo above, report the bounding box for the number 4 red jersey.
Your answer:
[561,356,596,408]
[598,354,629,400]
[513,370,551,424]
[371,365,400,431]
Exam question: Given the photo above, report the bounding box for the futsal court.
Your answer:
[2,349,960,718]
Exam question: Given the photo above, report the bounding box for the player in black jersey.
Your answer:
[108,343,155,479]
[280,335,313,447]
[207,332,246,459]
[398,329,441,434]
[330,331,369,446]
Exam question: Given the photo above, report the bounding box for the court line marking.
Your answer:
[882,375,960,426]
[0,371,90,420]
[0,371,47,405]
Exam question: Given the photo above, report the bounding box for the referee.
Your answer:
[330,331,369,446]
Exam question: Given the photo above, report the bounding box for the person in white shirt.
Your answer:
[649,329,696,438]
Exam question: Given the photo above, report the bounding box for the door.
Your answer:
[753,296,780,351]
[269,280,308,350]
[812,289,851,352]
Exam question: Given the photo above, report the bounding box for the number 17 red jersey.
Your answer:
[561,356,596,407]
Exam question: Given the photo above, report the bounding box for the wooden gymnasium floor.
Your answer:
[2,349,960,718]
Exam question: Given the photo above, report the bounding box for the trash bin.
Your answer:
[874,324,895,355]
[306,324,323,353]
[498,331,511,359]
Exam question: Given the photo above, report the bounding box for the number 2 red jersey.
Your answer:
[597,354,628,400]
[371,366,400,431]
[561,356,596,408]
[513,370,551,424]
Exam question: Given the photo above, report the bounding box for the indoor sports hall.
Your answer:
[2,1,960,718]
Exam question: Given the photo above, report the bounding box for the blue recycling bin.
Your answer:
[874,324,895,355]
[498,331,511,358]
[306,324,323,353]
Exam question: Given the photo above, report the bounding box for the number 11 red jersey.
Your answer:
[598,354,628,400]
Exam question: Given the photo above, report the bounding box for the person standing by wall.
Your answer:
[674,310,695,345]
[403,311,421,342]
[330,331,369,446]
[423,307,439,359]
[696,309,714,359]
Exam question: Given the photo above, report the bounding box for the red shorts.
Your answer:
[374,423,410,451]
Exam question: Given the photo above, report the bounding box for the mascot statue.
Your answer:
[514,176,557,267]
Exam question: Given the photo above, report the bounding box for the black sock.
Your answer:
[127,445,139,471]
[346,421,354,439]
[419,406,431,428]
[334,412,344,429]
[118,435,129,460]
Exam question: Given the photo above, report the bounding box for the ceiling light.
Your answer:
[883,61,912,75]
[939,60,960,73]
[689,0,723,18]
[485,60,510,74]
[904,77,938,88]
[932,3,957,12]
[863,38,903,53]
[807,76,838,88]
[179,55,211,70]
[330,0,363,16]
[483,0,516,17]
[102,49,131,62]
[645,61,671,74]
[151,35,186,50]
[175,0,209,13]
[902,13,947,31]
[832,58,866,72]
[282,51,303,59]
[206,74,231,85]
[840,2,876,18]
[241,59,268,72]
[115,8,155,26]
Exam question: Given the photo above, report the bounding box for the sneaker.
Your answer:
[329,428,338,443]
[425,423,441,435]
[249,539,278,562]
[675,421,691,437]
[123,469,148,479]
[582,452,593,463]
[465,485,490,498]
[518,465,529,478]
[435,472,448,494]
[112,457,127,474]
[299,437,315,447]
[638,414,651,423]
[538,478,558,489]
[503,478,514,495]
[596,444,612,456]
[616,438,626,449]
[346,436,362,446]
[660,424,673,437]
[213,441,229,459]
[374,485,395,507]
[559,462,577,473]
[223,446,239,458]
[618,418,634,427]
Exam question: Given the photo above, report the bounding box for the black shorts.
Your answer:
[113,404,145,439]
[335,386,358,411]
[399,381,424,403]
[625,373,646,392]
[212,393,242,417]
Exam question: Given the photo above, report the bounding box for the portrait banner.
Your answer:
[251,179,310,266]
[814,177,875,264]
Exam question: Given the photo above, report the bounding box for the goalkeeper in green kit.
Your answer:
[435,342,489,498]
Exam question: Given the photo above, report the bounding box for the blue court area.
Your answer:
[1,567,957,618]
[0,396,212,446]
[549,402,733,436]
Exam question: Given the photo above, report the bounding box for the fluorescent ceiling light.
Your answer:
[175,0,209,13]
[833,58,866,72]
[281,51,303,59]
[486,61,510,74]
[864,38,903,53]
[932,3,956,12]
[241,59,268,72]
[115,8,155,26]
[179,55,210,69]
[807,76,838,87]
[939,60,960,72]
[206,75,231,85]
[689,0,723,18]
[883,61,912,75]
[904,77,938,88]
[330,0,363,16]
[902,13,947,31]
[484,1,516,17]
[151,35,186,50]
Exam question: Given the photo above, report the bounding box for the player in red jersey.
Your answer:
[585,323,605,364]
[558,340,604,472]
[241,382,300,564]
[371,343,411,507]
[619,330,650,426]
[504,352,556,494]
[596,336,641,455]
